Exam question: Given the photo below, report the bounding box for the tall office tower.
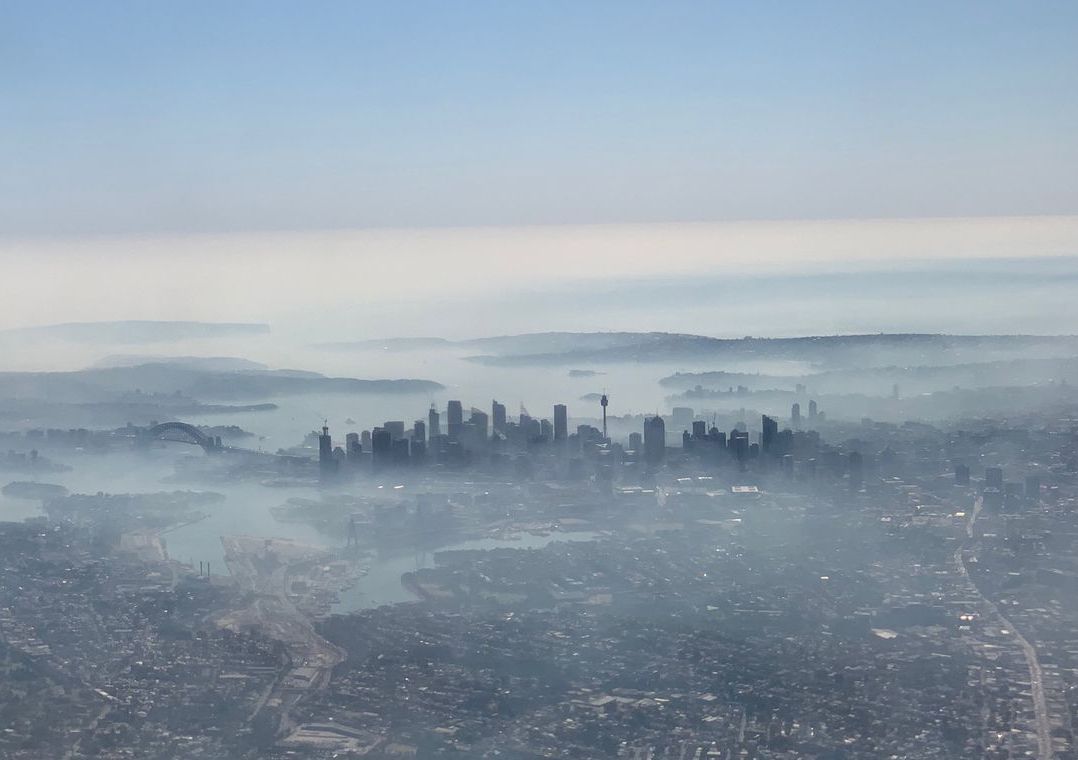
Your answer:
[692,420,707,439]
[361,429,372,449]
[808,399,818,420]
[447,400,463,439]
[470,409,489,441]
[523,416,541,440]
[383,420,405,440]
[600,393,609,440]
[492,400,507,433]
[428,404,440,439]
[319,423,336,477]
[985,466,1004,490]
[848,451,864,489]
[345,432,361,464]
[730,429,750,462]
[371,427,392,468]
[791,402,801,427]
[628,431,643,451]
[391,437,410,466]
[540,418,553,442]
[643,415,666,465]
[413,420,426,442]
[761,415,779,454]
[553,404,568,441]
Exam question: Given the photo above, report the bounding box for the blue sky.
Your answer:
[3,0,1077,235]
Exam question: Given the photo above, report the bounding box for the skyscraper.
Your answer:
[447,400,463,440]
[644,415,666,465]
[319,423,336,478]
[600,393,609,440]
[428,404,440,439]
[371,427,392,469]
[553,404,568,441]
[492,400,507,433]
[470,408,489,441]
[762,415,778,454]
[808,400,818,421]
[791,402,801,427]
[345,432,361,465]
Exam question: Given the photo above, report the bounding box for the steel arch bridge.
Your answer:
[145,422,219,452]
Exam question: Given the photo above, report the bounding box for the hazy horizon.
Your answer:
[2,215,1075,356]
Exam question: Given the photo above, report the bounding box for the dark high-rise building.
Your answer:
[413,420,426,443]
[775,428,793,457]
[643,415,666,465]
[554,404,568,441]
[761,415,778,454]
[692,420,707,439]
[791,402,801,427]
[470,409,489,441]
[391,437,410,466]
[600,393,609,440]
[730,429,749,462]
[447,400,463,440]
[522,416,541,440]
[371,428,392,468]
[808,400,818,420]
[492,400,507,433]
[319,424,337,477]
[384,420,405,440]
[985,466,1003,490]
[345,432,361,465]
[628,432,643,451]
[540,418,553,442]
[428,405,440,439]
